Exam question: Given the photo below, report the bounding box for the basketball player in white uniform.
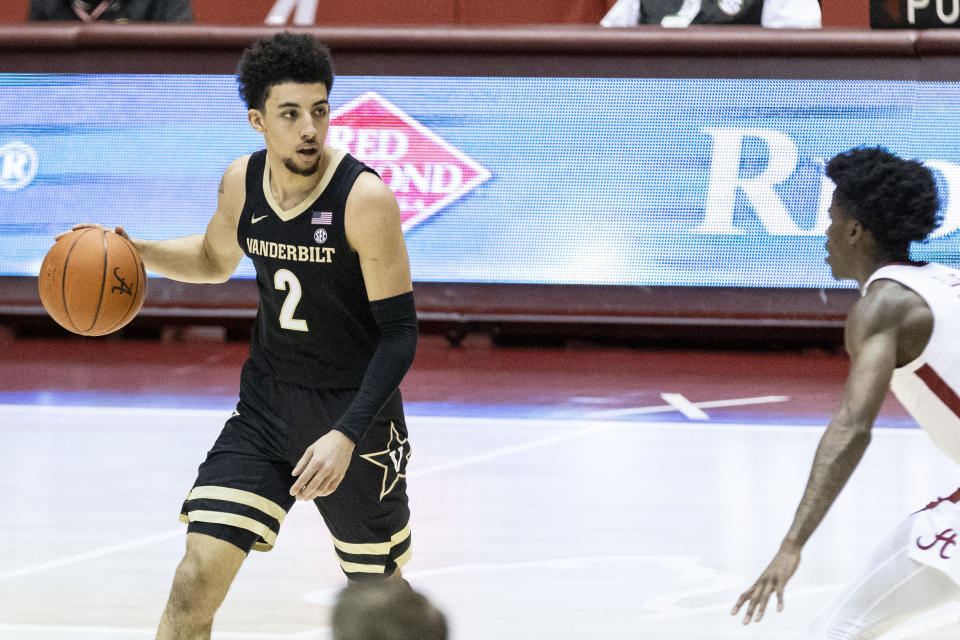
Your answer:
[732,147,960,638]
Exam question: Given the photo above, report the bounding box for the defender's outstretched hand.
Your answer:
[732,540,801,625]
[290,430,356,501]
[55,223,130,241]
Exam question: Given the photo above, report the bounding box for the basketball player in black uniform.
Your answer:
[64,33,417,638]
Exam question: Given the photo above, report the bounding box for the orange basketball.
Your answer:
[37,228,147,336]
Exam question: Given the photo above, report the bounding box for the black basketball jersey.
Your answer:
[237,149,380,389]
[641,0,763,24]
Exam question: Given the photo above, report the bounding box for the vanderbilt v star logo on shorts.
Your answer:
[360,422,411,501]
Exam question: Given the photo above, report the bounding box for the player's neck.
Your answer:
[857,252,911,288]
[267,147,329,210]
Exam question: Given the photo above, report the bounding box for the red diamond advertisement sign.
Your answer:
[328,92,491,231]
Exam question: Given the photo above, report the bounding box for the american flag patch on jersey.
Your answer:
[311,211,333,225]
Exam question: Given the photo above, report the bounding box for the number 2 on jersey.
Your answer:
[274,268,308,332]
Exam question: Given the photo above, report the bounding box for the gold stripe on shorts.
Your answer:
[395,545,413,569]
[180,509,278,548]
[330,523,411,556]
[337,560,387,574]
[185,485,287,524]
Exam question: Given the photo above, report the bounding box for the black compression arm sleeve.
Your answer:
[332,291,418,444]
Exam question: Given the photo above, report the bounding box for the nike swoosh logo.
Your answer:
[251,215,269,224]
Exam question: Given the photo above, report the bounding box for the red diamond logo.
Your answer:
[328,92,491,231]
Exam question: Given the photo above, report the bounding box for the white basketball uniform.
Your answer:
[809,262,960,640]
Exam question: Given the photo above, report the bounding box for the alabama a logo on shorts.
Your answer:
[328,92,491,232]
[917,528,958,560]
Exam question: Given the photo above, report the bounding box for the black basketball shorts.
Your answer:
[178,360,412,580]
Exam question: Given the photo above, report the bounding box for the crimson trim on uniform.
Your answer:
[918,486,960,513]
[916,363,960,419]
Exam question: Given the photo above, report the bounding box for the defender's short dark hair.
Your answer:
[331,582,447,640]
[825,147,942,253]
[237,32,334,111]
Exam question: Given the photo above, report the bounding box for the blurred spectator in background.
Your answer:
[601,0,820,28]
[29,0,193,22]
[332,581,448,640]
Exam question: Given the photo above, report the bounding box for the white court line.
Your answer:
[301,554,844,631]
[409,396,796,478]
[0,401,940,638]
[0,404,914,437]
[0,624,329,639]
[716,600,960,639]
[660,393,710,420]
[0,404,231,420]
[1,394,788,422]
[0,398,924,591]
[0,397,784,587]
[408,412,921,482]
[586,394,789,418]
[408,419,621,477]
[303,554,734,605]
[636,584,841,624]
[0,529,183,583]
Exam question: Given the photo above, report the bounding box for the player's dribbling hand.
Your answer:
[731,539,801,625]
[290,430,356,501]
[55,223,130,241]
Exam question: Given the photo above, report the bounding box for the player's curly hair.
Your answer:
[332,582,447,640]
[825,147,942,254]
[237,32,334,111]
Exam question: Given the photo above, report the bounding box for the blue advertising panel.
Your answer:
[0,74,958,288]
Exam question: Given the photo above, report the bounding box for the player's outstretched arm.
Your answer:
[732,289,901,624]
[62,157,248,284]
[290,172,416,501]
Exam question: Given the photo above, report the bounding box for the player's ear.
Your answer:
[848,219,867,244]
[248,109,265,133]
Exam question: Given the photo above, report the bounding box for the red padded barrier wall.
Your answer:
[821,3,869,29]
[192,0,456,25]
[452,0,612,24]
[0,1,27,23]
[0,1,860,27]
[0,0,608,25]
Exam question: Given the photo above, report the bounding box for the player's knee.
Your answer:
[166,553,220,621]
